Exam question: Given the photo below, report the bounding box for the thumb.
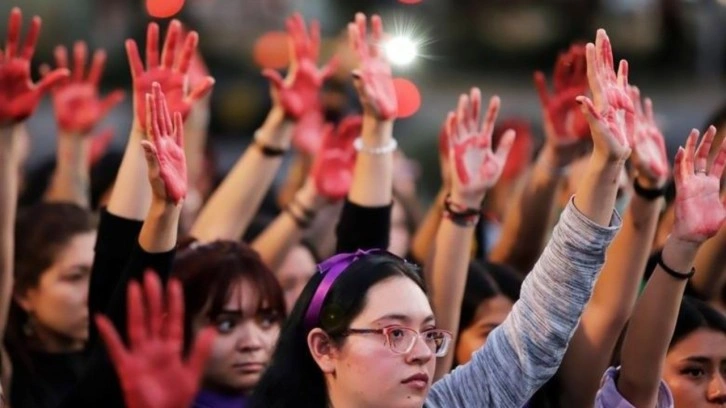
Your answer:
[140,140,161,178]
[576,96,601,130]
[262,69,285,91]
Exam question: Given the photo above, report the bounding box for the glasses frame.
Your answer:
[341,325,452,357]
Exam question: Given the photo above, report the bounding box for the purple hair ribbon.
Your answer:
[303,248,382,330]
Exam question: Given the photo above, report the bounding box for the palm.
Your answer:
[134,69,188,126]
[54,84,102,130]
[0,59,36,123]
[447,89,514,204]
[629,90,668,182]
[155,136,187,202]
[348,13,397,120]
[580,29,634,159]
[312,116,361,200]
[672,127,726,243]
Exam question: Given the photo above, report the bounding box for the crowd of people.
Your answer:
[1,5,726,408]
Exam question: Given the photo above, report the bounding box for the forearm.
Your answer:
[348,117,394,207]
[0,125,18,342]
[573,153,625,227]
[489,148,565,271]
[45,133,91,208]
[277,152,312,208]
[412,189,445,280]
[138,199,182,253]
[107,124,151,220]
[190,108,293,242]
[618,238,697,407]
[691,224,726,300]
[557,191,663,407]
[432,216,475,380]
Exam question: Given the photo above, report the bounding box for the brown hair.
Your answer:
[172,240,286,348]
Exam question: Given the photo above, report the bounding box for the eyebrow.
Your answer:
[373,314,436,325]
[683,356,712,364]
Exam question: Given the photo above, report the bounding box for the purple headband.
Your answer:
[303,248,382,330]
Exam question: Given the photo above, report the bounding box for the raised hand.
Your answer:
[0,8,69,126]
[311,115,362,200]
[672,126,726,244]
[88,128,115,167]
[534,44,590,141]
[141,83,187,204]
[348,13,397,121]
[292,108,325,155]
[447,88,515,207]
[629,87,669,187]
[95,270,215,408]
[43,42,124,134]
[577,29,634,162]
[126,20,215,130]
[263,13,338,120]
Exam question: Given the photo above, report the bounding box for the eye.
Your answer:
[388,327,407,340]
[257,310,280,329]
[681,367,706,378]
[215,317,237,334]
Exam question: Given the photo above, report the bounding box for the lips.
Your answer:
[232,362,266,373]
[401,372,430,387]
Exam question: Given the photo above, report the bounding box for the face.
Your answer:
[389,201,411,258]
[276,245,316,314]
[455,295,513,364]
[325,276,436,408]
[664,329,726,407]
[195,279,282,394]
[18,231,95,352]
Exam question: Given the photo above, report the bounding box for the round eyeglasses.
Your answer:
[342,325,452,357]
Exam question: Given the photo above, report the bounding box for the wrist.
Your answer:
[149,198,183,217]
[448,192,484,211]
[635,173,667,190]
[663,235,700,268]
[362,116,393,144]
[295,182,327,211]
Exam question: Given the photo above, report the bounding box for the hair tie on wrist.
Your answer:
[657,252,695,280]
[633,178,666,200]
[353,137,398,155]
[254,131,287,157]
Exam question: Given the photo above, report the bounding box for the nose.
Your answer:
[235,321,266,352]
[707,374,726,403]
[405,334,434,365]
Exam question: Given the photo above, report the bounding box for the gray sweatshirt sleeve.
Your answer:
[426,198,621,408]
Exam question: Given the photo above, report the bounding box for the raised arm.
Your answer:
[190,13,335,242]
[44,42,124,207]
[431,88,514,380]
[557,89,671,407]
[428,28,630,407]
[690,189,726,300]
[489,44,589,272]
[0,7,68,385]
[615,126,726,408]
[253,116,359,269]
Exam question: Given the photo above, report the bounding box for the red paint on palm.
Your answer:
[629,87,669,182]
[127,21,214,130]
[534,44,590,140]
[672,127,726,244]
[96,270,215,408]
[0,8,69,125]
[293,108,325,154]
[263,13,337,119]
[48,42,124,133]
[88,128,114,167]
[312,115,361,200]
[348,13,397,120]
[144,83,188,203]
[447,88,514,204]
[494,119,533,181]
[584,30,634,147]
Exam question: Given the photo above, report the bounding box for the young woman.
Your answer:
[596,125,726,408]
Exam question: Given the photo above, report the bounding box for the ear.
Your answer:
[307,328,338,374]
[13,289,35,313]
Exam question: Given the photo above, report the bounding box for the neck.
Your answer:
[29,324,84,353]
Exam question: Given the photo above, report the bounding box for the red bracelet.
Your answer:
[443,210,480,227]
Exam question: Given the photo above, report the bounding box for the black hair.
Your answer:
[671,296,726,349]
[250,253,425,408]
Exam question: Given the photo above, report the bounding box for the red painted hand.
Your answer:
[447,88,514,206]
[311,115,362,200]
[44,42,124,134]
[672,126,726,244]
[0,8,69,126]
[141,83,187,204]
[126,20,214,130]
[628,87,669,186]
[577,29,634,161]
[534,44,590,141]
[348,13,397,120]
[292,108,325,155]
[96,270,215,408]
[88,128,114,167]
[262,13,338,120]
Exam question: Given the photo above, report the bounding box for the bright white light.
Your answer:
[384,36,418,66]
